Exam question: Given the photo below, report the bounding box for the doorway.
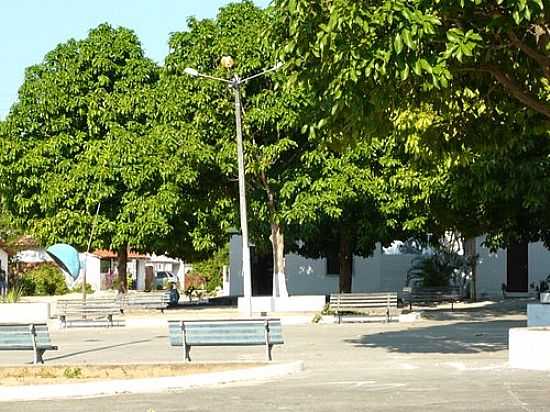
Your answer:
[251,250,273,296]
[506,242,528,292]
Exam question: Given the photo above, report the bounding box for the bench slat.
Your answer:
[0,323,57,363]
[168,319,284,355]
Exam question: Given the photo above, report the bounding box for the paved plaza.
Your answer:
[1,300,550,411]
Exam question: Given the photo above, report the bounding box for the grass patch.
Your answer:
[0,363,262,385]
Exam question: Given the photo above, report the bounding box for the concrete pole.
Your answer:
[232,76,252,317]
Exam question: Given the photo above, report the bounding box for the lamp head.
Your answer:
[220,56,235,69]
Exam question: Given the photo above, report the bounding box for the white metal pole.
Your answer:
[232,77,253,317]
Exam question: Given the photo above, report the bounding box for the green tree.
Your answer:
[281,134,440,292]
[160,1,314,296]
[0,24,197,292]
[273,0,550,296]
[274,0,549,132]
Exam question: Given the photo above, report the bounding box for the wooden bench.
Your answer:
[329,293,398,324]
[119,292,171,313]
[56,298,122,328]
[0,323,57,364]
[168,319,284,361]
[403,287,462,311]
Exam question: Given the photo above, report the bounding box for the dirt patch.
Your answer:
[0,363,263,386]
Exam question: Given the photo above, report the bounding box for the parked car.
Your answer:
[154,271,178,289]
[154,271,180,305]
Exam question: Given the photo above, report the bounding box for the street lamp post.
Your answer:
[184,59,281,317]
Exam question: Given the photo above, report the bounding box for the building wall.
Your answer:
[226,235,550,297]
[0,249,8,288]
[81,254,101,292]
[285,253,337,294]
[229,235,243,296]
[529,242,550,286]
[474,237,506,298]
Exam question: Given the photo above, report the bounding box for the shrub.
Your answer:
[70,283,94,294]
[2,286,23,303]
[20,265,69,296]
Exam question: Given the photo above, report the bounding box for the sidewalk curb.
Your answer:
[0,361,304,402]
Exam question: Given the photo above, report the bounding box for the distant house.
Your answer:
[148,254,192,284]
[81,249,150,292]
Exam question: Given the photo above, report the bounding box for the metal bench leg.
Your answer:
[34,349,45,365]
[184,344,191,362]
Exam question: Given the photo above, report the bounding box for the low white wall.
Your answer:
[527,304,550,327]
[238,295,326,313]
[509,327,550,370]
[0,303,50,323]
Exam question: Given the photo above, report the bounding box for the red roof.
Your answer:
[91,249,150,260]
[11,235,40,249]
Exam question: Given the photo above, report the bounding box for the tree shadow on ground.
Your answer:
[409,298,532,322]
[46,338,157,362]
[345,319,525,354]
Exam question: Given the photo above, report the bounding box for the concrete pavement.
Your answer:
[2,299,550,411]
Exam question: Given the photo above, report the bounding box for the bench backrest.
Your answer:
[56,299,120,314]
[408,287,461,301]
[119,292,170,306]
[329,293,398,310]
[0,323,53,349]
[168,319,284,347]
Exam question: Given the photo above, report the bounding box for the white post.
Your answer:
[232,78,253,317]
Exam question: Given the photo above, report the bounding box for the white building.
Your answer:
[229,235,550,299]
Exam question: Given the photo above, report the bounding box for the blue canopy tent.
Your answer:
[45,244,81,280]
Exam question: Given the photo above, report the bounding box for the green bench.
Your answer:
[118,292,171,313]
[168,319,284,361]
[0,323,57,364]
[329,292,398,323]
[403,286,462,311]
[56,299,123,327]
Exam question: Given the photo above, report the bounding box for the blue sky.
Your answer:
[0,0,270,119]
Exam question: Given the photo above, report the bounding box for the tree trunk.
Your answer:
[464,237,477,302]
[338,235,353,293]
[271,222,288,298]
[117,243,128,294]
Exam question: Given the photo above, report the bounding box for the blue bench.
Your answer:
[168,319,284,361]
[56,299,123,327]
[402,287,462,311]
[0,323,57,364]
[118,292,171,313]
[329,292,398,323]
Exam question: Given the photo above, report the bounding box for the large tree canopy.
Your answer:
[274,0,549,130]
[160,1,316,295]
[0,24,210,289]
